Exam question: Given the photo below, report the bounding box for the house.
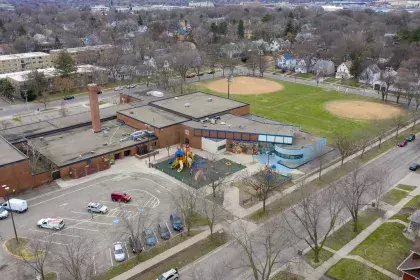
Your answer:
[398,242,420,280]
[312,60,335,76]
[359,64,381,85]
[295,60,307,74]
[269,39,291,53]
[276,53,296,70]
[336,61,353,79]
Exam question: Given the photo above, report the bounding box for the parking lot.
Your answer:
[0,172,184,275]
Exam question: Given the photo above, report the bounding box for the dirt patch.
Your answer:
[325,100,405,120]
[206,76,284,95]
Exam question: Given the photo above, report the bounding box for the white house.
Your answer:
[189,1,214,7]
[312,60,335,76]
[269,39,291,52]
[295,60,307,74]
[336,61,353,79]
[276,53,296,70]
[91,5,109,13]
[359,64,381,85]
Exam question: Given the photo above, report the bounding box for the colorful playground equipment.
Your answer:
[170,144,195,172]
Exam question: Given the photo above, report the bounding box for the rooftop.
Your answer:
[50,45,113,54]
[183,114,295,136]
[150,92,248,120]
[0,135,26,167]
[0,52,49,61]
[119,87,177,106]
[118,106,189,128]
[30,120,151,167]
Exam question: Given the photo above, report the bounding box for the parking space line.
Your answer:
[50,233,82,238]
[143,196,154,207]
[109,248,114,267]
[166,223,172,237]
[153,231,159,244]
[70,211,91,215]
[93,256,96,274]
[58,217,113,225]
[69,227,99,232]
[33,239,67,245]
[124,242,130,259]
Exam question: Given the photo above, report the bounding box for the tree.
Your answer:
[293,41,318,73]
[59,101,68,117]
[333,167,375,232]
[391,114,407,138]
[192,51,206,82]
[172,188,199,236]
[56,238,95,280]
[25,70,47,99]
[244,166,286,213]
[379,69,395,101]
[39,92,50,109]
[137,14,143,26]
[370,169,388,209]
[332,131,355,166]
[353,129,372,158]
[171,51,194,94]
[206,155,228,198]
[54,50,77,77]
[286,185,342,264]
[0,78,15,100]
[22,140,46,175]
[230,216,292,280]
[349,55,361,78]
[311,141,326,179]
[237,20,245,39]
[372,119,390,149]
[202,197,225,236]
[19,237,53,280]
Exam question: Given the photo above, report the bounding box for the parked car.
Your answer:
[111,191,131,203]
[410,163,420,171]
[2,198,28,213]
[37,218,65,230]
[406,134,416,142]
[156,268,179,280]
[128,236,143,254]
[114,86,123,91]
[207,71,215,74]
[185,73,196,78]
[63,96,74,100]
[158,222,171,240]
[126,84,136,89]
[113,242,126,262]
[197,73,205,76]
[397,140,408,147]
[97,90,102,94]
[143,228,157,246]
[0,207,8,219]
[86,202,108,214]
[170,212,183,231]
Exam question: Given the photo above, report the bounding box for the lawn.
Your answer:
[44,272,57,280]
[271,271,304,280]
[390,195,420,222]
[131,232,227,280]
[397,184,416,192]
[325,208,384,251]
[351,222,413,275]
[196,78,379,139]
[326,258,393,280]
[405,195,420,208]
[97,231,201,280]
[382,189,409,206]
[296,73,314,79]
[304,248,334,268]
[5,237,38,259]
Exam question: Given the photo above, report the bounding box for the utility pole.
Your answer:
[2,185,18,244]
[227,75,233,99]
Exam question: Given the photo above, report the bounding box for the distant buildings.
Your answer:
[0,52,53,74]
[50,45,113,64]
[189,1,214,7]
[90,5,109,13]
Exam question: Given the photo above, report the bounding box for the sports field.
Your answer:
[196,77,406,140]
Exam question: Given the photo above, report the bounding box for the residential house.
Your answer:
[276,52,296,70]
[269,39,291,53]
[335,61,353,79]
[295,32,314,42]
[398,242,420,280]
[312,60,335,76]
[359,64,381,85]
[295,60,308,74]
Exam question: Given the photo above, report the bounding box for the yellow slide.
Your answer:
[177,161,183,172]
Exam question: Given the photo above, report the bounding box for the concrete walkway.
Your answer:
[306,174,420,280]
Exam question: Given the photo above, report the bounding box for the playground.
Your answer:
[196,77,407,139]
[154,145,245,188]
[206,76,284,95]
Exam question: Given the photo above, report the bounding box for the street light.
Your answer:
[2,185,19,244]
[227,75,233,99]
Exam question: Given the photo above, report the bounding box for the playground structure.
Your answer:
[170,144,195,172]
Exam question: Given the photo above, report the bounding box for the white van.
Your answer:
[2,198,28,213]
[0,207,8,219]
[37,218,65,231]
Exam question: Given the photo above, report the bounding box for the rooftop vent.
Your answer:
[220,122,226,125]
[185,103,190,107]
[175,97,179,100]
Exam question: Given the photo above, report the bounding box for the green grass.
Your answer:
[351,222,413,275]
[12,116,21,122]
[324,77,341,84]
[390,195,420,222]
[195,78,401,140]
[389,212,411,222]
[397,184,416,192]
[296,73,314,79]
[325,208,384,251]
[131,232,228,280]
[382,189,409,206]
[271,271,304,280]
[326,258,392,280]
[191,211,208,227]
[304,248,334,268]
[98,100,107,105]
[405,195,420,208]
[44,272,57,280]
[97,231,201,280]
[5,238,40,259]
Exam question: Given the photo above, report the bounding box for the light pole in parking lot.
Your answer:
[2,185,19,244]
[227,75,233,99]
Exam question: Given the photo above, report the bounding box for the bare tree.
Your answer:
[230,217,292,280]
[286,185,342,264]
[206,155,228,198]
[311,141,326,179]
[372,119,390,149]
[55,238,95,280]
[202,197,225,236]
[19,236,53,280]
[244,166,286,212]
[59,101,68,117]
[379,69,395,101]
[413,86,420,111]
[172,188,199,236]
[293,40,318,73]
[391,114,407,138]
[0,119,11,130]
[22,140,46,174]
[333,167,375,232]
[411,110,420,130]
[353,129,373,158]
[370,169,389,209]
[171,51,194,94]
[39,92,50,110]
[332,131,355,167]
[192,50,207,81]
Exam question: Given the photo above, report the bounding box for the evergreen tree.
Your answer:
[284,19,294,36]
[219,22,228,35]
[25,70,47,97]
[137,14,143,26]
[18,24,26,36]
[350,56,361,78]
[238,20,245,39]
[261,14,271,23]
[210,22,218,34]
[54,50,77,77]
[54,35,62,49]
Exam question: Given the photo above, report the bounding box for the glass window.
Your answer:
[274,150,303,159]
[217,144,226,151]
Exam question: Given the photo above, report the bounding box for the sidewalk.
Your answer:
[111,224,223,280]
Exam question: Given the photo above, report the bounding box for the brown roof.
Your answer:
[403,269,420,279]
[398,253,420,271]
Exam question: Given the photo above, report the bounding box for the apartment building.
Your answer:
[49,45,113,64]
[91,5,110,13]
[0,52,52,74]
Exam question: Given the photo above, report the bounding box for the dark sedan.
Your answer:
[406,134,416,142]
[158,222,171,240]
[410,163,420,171]
[63,96,74,100]
[170,212,183,231]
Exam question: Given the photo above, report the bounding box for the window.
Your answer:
[274,150,303,159]
[217,144,226,151]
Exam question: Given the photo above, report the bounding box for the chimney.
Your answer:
[88,84,101,133]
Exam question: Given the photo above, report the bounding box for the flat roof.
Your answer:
[50,45,113,54]
[120,87,178,106]
[0,135,26,166]
[118,106,189,128]
[0,52,49,61]
[0,121,57,142]
[150,92,248,120]
[183,114,295,136]
[30,120,150,167]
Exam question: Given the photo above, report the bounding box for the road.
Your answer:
[181,138,420,279]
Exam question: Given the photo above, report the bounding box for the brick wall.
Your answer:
[181,125,201,149]
[119,93,135,104]
[230,105,250,116]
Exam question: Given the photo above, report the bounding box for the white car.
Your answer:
[0,207,8,219]
[156,268,179,280]
[86,202,108,214]
[37,218,65,231]
[114,86,123,91]
[113,242,125,262]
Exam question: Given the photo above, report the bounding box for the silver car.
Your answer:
[113,242,125,262]
[86,202,108,214]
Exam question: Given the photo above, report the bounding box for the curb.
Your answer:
[2,239,25,260]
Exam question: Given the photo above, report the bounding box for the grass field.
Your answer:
[326,259,392,280]
[382,189,409,206]
[195,78,392,139]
